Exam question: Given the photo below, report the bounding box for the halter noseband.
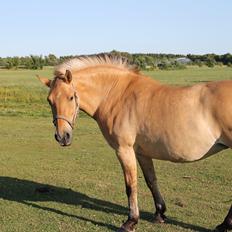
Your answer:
[53,84,79,130]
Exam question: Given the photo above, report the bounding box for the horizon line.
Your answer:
[1,51,232,58]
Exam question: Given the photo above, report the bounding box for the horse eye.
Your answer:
[70,96,74,101]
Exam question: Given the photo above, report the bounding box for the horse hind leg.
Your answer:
[214,133,232,231]
[136,153,167,223]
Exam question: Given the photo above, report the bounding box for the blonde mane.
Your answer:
[54,55,138,76]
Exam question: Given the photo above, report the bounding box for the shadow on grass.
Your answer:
[0,176,212,231]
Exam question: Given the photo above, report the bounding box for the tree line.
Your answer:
[0,51,232,70]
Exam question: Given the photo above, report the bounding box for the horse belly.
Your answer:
[136,129,224,162]
[137,140,222,162]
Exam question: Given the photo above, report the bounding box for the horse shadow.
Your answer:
[0,176,212,231]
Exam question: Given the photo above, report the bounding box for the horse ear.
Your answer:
[37,76,52,88]
[65,70,72,83]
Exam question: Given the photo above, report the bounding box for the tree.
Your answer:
[144,56,155,68]
[30,55,44,69]
[5,57,14,69]
[45,54,58,66]
[12,57,20,69]
[206,60,215,68]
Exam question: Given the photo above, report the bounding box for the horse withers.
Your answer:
[38,55,232,232]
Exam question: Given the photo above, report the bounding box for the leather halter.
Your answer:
[53,84,79,130]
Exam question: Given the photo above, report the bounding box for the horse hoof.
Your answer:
[117,222,136,232]
[153,213,167,224]
[117,227,135,232]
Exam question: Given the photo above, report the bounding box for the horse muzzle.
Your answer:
[55,131,72,146]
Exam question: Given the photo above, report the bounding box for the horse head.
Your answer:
[38,70,79,146]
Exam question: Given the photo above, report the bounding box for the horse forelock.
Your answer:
[54,55,139,76]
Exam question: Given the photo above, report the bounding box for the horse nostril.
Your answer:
[55,133,59,142]
[65,132,70,140]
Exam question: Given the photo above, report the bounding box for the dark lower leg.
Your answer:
[216,205,232,231]
[118,185,138,232]
[118,183,139,232]
[152,184,167,223]
[137,154,166,223]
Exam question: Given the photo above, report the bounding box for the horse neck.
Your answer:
[73,68,135,117]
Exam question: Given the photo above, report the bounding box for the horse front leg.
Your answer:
[117,146,139,232]
[216,205,232,232]
[136,154,167,223]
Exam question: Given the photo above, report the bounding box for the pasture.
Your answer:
[0,66,232,232]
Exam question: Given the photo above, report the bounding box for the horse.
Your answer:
[38,55,232,232]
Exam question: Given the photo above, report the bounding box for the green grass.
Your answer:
[0,66,232,231]
[0,68,53,117]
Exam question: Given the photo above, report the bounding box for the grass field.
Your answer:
[0,66,232,232]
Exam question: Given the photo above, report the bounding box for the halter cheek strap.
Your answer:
[53,85,80,130]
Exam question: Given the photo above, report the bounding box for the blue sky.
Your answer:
[1,0,232,57]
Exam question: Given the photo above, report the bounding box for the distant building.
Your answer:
[175,57,192,64]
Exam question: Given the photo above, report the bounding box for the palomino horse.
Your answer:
[39,55,232,232]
